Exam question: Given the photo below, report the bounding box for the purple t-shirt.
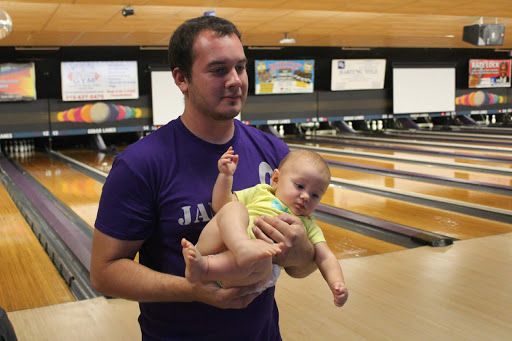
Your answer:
[95,117,289,340]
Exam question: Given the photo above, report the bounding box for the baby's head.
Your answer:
[271,149,331,216]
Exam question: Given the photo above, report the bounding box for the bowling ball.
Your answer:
[90,102,110,123]
[81,104,93,123]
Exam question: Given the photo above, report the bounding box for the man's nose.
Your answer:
[226,68,242,87]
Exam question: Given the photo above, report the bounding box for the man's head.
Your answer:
[168,16,242,80]
[271,150,331,216]
[500,62,508,78]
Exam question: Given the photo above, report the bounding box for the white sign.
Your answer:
[61,61,139,102]
[331,59,386,91]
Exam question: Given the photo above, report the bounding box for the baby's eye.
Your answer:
[312,193,319,199]
[295,183,304,189]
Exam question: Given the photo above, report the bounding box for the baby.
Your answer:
[182,148,348,307]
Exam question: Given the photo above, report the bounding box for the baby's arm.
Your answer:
[212,147,239,213]
[314,242,348,307]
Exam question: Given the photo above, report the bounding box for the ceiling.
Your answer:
[1,0,512,49]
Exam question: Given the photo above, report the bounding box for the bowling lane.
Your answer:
[311,152,512,212]
[314,150,512,188]
[15,152,103,229]
[59,149,116,174]
[0,181,75,311]
[311,134,512,158]
[318,221,406,258]
[290,141,512,171]
[382,129,512,145]
[322,185,512,240]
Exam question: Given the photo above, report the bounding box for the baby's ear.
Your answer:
[271,169,280,186]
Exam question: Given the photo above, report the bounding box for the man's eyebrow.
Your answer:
[207,58,247,67]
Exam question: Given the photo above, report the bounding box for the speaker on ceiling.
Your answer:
[463,24,505,46]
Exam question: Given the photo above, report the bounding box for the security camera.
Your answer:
[122,6,134,17]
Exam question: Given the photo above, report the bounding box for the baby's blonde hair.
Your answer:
[279,149,331,180]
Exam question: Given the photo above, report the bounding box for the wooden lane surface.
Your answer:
[15,152,103,228]
[0,182,75,312]
[315,150,512,187]
[322,185,512,240]
[8,234,512,340]
[275,233,512,340]
[327,164,512,212]
[60,149,116,173]
[318,221,405,259]
[294,140,512,171]
[313,135,512,158]
[383,130,512,145]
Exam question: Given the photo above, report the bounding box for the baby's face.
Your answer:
[272,160,330,216]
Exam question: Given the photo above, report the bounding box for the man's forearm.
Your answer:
[91,258,194,303]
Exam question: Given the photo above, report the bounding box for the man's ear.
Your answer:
[271,169,280,187]
[172,68,188,94]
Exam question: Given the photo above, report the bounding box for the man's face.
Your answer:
[500,64,508,77]
[185,30,248,121]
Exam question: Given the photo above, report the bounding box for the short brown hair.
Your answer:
[168,16,242,80]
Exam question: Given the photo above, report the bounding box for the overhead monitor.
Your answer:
[0,63,37,102]
[61,61,138,102]
[331,59,386,91]
[255,60,314,95]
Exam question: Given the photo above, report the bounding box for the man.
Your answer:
[90,16,316,340]
[497,61,509,84]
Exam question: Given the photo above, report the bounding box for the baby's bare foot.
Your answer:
[181,238,207,282]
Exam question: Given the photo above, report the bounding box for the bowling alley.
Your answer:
[0,2,511,340]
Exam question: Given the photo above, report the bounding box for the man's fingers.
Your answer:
[253,216,284,242]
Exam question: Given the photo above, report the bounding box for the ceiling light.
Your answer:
[279,32,295,44]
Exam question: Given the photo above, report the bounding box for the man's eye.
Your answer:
[236,65,246,73]
[213,68,226,75]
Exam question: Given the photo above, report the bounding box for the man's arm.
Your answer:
[252,213,317,278]
[90,229,261,308]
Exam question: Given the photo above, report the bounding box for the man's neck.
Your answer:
[181,111,235,145]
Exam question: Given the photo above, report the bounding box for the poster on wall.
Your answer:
[0,63,37,102]
[61,61,139,102]
[468,59,511,88]
[255,60,314,95]
[331,59,386,91]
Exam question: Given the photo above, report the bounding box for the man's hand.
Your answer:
[252,212,316,277]
[190,279,262,309]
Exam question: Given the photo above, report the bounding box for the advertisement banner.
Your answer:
[61,61,139,101]
[0,63,37,102]
[255,60,314,95]
[468,59,511,88]
[331,59,386,91]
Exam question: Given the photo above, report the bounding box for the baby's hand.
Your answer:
[218,146,239,175]
[332,282,348,307]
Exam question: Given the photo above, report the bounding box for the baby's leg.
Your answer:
[183,238,270,285]
[195,214,227,256]
[216,201,282,267]
[181,238,208,282]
